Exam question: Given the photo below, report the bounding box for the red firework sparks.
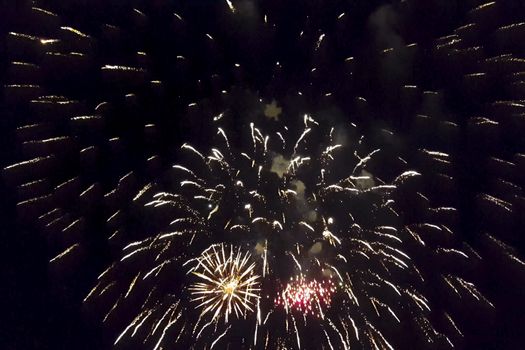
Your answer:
[274,276,336,317]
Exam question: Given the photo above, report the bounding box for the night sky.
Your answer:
[2,0,525,349]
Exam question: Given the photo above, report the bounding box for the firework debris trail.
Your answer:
[2,0,525,349]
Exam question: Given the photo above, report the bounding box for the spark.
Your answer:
[224,0,235,12]
[210,325,231,349]
[316,34,326,50]
[49,243,79,263]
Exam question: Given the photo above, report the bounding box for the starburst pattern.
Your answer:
[186,243,260,323]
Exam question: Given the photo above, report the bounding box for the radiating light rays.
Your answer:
[186,243,261,323]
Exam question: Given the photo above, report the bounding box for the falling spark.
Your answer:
[225,0,235,13]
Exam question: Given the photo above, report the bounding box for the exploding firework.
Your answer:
[4,1,525,349]
[186,243,260,323]
[82,113,493,349]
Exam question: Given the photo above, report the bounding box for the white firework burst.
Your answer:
[82,113,491,349]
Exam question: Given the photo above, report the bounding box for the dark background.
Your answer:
[1,0,525,348]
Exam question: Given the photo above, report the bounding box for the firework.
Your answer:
[5,1,525,349]
[81,114,492,349]
[186,243,260,323]
[274,276,336,317]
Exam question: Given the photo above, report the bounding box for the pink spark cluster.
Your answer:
[274,277,336,316]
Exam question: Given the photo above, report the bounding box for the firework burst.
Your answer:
[4,0,525,348]
[186,243,260,323]
[80,112,493,349]
[274,276,336,317]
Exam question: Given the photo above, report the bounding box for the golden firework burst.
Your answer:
[187,244,261,323]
